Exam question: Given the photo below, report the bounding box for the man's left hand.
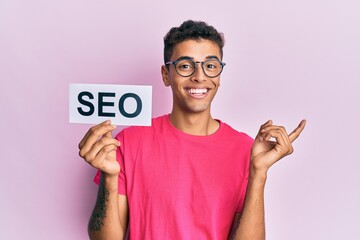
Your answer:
[250,119,306,176]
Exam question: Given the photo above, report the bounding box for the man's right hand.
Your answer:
[78,120,121,176]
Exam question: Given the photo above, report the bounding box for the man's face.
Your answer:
[162,39,222,114]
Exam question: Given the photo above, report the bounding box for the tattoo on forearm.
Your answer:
[88,178,110,231]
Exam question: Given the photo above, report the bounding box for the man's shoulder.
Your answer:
[220,121,254,144]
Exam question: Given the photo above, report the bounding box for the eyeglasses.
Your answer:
[165,57,226,78]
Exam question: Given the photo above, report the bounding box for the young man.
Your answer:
[78,20,306,239]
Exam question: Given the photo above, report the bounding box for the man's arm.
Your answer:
[230,120,306,240]
[88,174,128,240]
[229,168,267,240]
[78,120,129,239]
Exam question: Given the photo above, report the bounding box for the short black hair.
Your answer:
[163,20,225,64]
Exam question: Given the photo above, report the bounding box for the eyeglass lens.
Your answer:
[175,59,223,77]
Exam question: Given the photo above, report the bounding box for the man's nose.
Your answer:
[191,62,206,82]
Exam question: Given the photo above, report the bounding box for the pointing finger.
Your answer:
[289,119,306,143]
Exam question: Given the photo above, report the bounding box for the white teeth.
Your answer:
[187,88,208,94]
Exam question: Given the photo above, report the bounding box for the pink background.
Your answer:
[1,0,359,239]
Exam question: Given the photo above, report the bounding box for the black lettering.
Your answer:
[98,92,115,117]
[77,91,94,116]
[119,93,142,118]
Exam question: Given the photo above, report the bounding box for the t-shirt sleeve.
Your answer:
[93,130,127,195]
[235,135,254,212]
[236,171,249,212]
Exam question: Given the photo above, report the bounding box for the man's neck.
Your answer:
[169,110,219,136]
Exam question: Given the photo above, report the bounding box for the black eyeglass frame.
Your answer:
[165,58,226,78]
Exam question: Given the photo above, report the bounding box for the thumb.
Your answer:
[255,120,272,140]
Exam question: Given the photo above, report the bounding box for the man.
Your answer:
[78,20,306,239]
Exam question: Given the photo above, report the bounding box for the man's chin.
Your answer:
[184,103,210,113]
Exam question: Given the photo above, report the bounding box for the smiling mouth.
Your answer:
[185,88,209,95]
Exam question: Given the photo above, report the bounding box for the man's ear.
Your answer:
[161,65,171,87]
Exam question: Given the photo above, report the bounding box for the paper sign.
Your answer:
[69,83,152,126]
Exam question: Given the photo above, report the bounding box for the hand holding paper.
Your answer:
[78,120,121,176]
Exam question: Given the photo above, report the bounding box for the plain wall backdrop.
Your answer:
[1,0,359,239]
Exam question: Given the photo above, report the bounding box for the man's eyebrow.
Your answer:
[175,56,193,61]
[175,55,220,61]
[205,55,220,60]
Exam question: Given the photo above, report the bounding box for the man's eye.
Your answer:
[178,64,192,69]
[206,63,218,69]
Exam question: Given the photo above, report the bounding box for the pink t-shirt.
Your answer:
[94,115,253,239]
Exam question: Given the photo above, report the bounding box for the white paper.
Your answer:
[69,83,152,126]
